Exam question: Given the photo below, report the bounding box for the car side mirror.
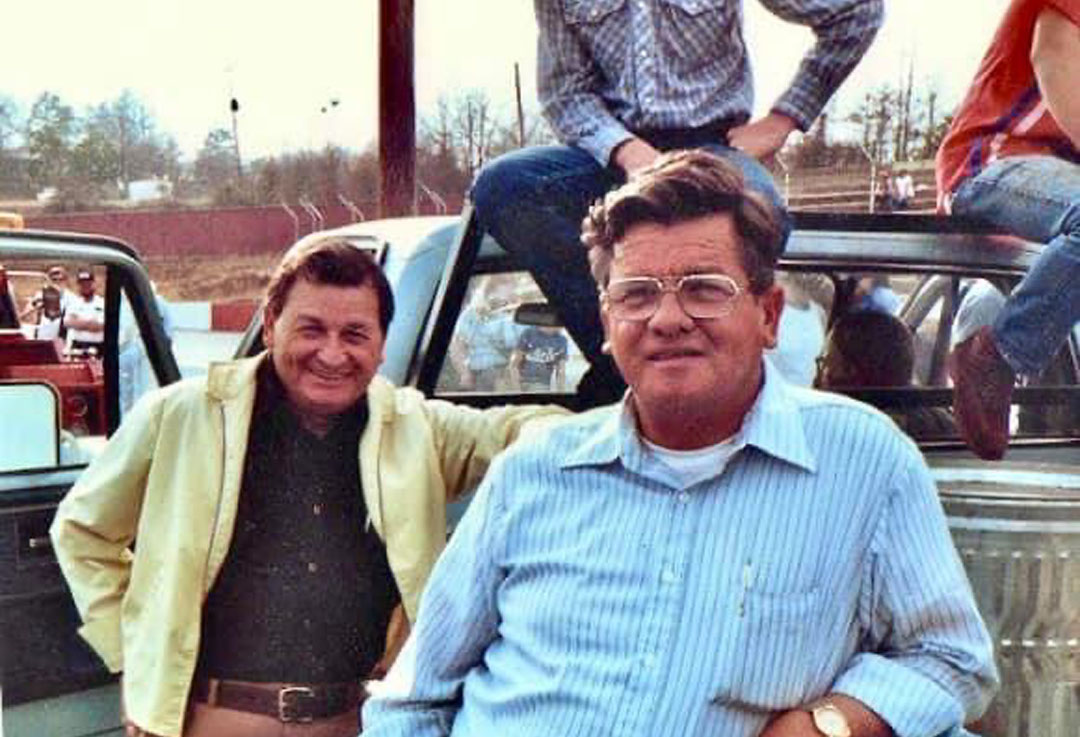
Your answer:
[0,381,60,472]
[513,302,563,328]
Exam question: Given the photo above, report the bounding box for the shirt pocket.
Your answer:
[656,0,739,75]
[562,0,625,25]
[711,584,824,713]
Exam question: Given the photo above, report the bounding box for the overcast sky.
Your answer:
[5,0,1010,161]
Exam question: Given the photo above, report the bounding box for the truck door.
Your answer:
[1,230,179,736]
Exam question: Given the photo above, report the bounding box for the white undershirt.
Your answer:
[642,435,742,489]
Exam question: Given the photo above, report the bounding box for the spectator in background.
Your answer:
[450,277,521,392]
[952,280,1008,350]
[19,263,75,323]
[936,0,1080,460]
[28,285,64,340]
[874,167,895,212]
[767,272,832,387]
[854,274,902,314]
[63,267,104,356]
[510,324,568,392]
[893,171,916,210]
[816,311,957,439]
[471,0,884,403]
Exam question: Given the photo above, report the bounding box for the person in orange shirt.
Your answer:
[936,0,1079,460]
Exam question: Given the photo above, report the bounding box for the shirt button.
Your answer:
[308,562,319,573]
[661,568,678,584]
[678,492,690,503]
[313,504,322,516]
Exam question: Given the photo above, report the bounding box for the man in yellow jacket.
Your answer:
[50,238,563,737]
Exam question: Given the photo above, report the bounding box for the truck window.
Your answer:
[435,270,586,397]
[0,260,110,469]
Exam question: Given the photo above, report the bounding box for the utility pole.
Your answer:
[379,0,416,217]
[230,97,243,180]
[514,62,526,148]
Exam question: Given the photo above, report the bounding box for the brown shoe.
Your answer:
[947,326,1015,460]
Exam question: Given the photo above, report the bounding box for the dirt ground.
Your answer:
[143,253,280,302]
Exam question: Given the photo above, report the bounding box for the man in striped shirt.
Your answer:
[471,0,883,403]
[365,151,997,737]
[936,0,1080,460]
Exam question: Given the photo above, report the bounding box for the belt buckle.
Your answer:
[278,686,315,723]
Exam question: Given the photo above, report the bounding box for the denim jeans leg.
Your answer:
[950,156,1080,376]
[698,143,792,243]
[471,145,621,365]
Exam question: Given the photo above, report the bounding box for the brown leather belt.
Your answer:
[192,678,365,723]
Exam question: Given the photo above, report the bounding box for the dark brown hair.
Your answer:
[828,311,915,387]
[581,149,786,293]
[264,238,394,332]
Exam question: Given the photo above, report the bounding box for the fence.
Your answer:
[23,195,464,258]
[779,160,937,214]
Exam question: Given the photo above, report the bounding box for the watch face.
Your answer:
[813,704,852,737]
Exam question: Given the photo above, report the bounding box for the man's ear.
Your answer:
[599,304,613,355]
[758,284,785,350]
[262,309,276,351]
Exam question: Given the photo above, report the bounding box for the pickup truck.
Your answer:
[2,211,1077,736]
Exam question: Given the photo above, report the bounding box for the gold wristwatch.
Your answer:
[808,700,853,737]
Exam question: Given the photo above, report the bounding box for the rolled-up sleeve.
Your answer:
[834,461,999,736]
[763,0,885,130]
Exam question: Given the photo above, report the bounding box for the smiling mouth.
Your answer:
[309,369,354,383]
[647,349,705,362]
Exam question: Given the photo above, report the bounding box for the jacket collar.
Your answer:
[205,352,397,424]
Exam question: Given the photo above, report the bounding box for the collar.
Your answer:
[562,358,816,474]
[207,352,394,423]
[253,359,369,439]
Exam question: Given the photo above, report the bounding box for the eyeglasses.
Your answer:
[601,274,743,321]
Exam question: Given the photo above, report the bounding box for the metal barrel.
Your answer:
[934,462,1080,737]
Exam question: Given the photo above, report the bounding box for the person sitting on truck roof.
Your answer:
[50,239,564,737]
[936,0,1080,460]
[470,0,883,404]
[363,151,997,737]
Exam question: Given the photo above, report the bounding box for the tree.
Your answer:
[0,95,28,197]
[69,125,121,186]
[25,92,77,189]
[0,95,17,152]
[193,127,239,191]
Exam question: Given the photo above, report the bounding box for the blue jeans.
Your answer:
[471,141,788,368]
[951,155,1080,376]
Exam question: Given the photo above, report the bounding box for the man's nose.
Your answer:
[316,336,351,364]
[648,291,694,332]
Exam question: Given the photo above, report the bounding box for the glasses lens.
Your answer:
[678,275,739,318]
[606,279,660,320]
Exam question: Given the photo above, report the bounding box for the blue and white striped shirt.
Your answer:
[536,0,885,165]
[364,363,998,737]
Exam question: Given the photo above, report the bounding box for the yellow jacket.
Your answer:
[51,354,563,736]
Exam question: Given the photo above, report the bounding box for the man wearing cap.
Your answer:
[63,267,105,356]
[51,239,563,737]
[19,264,75,322]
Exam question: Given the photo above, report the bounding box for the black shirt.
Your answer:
[196,362,398,682]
